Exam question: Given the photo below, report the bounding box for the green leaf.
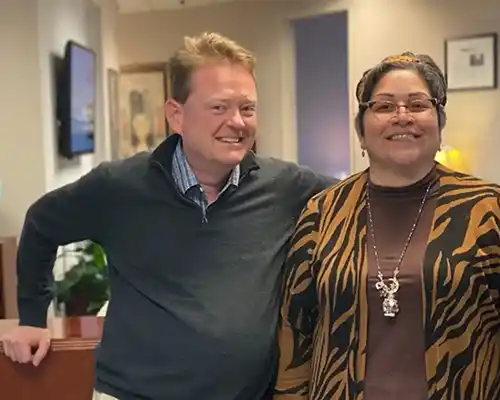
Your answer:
[54,241,110,316]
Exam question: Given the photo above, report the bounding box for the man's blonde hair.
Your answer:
[168,32,256,103]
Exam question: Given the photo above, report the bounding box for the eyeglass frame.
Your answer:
[359,96,440,115]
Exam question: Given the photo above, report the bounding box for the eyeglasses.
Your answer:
[361,97,438,115]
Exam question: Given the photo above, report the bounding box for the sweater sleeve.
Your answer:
[17,163,111,328]
[290,164,337,211]
[274,197,320,399]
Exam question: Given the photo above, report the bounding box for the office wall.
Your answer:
[0,0,46,236]
[0,0,118,237]
[37,0,119,192]
[117,1,298,161]
[117,0,500,183]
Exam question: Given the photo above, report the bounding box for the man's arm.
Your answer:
[299,166,338,195]
[287,163,338,212]
[274,198,320,399]
[17,162,111,328]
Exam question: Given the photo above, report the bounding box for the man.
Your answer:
[1,32,335,400]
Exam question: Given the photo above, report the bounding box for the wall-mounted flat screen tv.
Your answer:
[58,40,96,158]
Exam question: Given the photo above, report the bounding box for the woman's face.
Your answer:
[358,69,441,169]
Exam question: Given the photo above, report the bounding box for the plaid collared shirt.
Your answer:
[171,141,240,220]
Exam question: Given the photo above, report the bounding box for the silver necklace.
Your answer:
[366,181,432,318]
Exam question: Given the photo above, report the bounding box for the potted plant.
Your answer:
[54,241,110,316]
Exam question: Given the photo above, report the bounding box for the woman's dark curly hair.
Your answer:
[355,51,447,135]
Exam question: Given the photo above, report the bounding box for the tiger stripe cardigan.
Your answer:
[274,164,500,400]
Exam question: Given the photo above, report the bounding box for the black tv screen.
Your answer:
[59,40,96,158]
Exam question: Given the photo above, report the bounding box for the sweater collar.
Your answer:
[149,133,259,178]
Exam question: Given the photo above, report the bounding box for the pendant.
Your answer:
[375,277,400,318]
[382,293,399,318]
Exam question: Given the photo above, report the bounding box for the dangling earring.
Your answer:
[361,149,366,158]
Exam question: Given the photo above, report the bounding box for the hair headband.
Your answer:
[356,54,422,101]
[382,55,421,64]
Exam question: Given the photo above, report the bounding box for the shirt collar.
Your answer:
[171,140,240,194]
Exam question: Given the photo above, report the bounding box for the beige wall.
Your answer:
[0,0,119,317]
[38,0,119,192]
[0,0,46,236]
[117,0,500,183]
[0,0,119,237]
[2,0,498,237]
[117,1,293,161]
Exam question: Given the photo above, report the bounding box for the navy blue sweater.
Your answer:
[17,135,334,400]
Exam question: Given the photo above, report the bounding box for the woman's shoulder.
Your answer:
[437,165,500,222]
[437,164,500,198]
[305,170,368,211]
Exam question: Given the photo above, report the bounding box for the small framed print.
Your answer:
[444,33,498,91]
[118,62,172,158]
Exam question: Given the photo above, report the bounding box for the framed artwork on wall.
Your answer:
[117,62,172,158]
[107,68,120,160]
[444,33,498,91]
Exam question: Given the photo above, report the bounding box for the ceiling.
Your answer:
[115,0,297,13]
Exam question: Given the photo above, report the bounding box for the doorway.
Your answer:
[292,11,350,179]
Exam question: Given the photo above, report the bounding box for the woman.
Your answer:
[274,52,500,400]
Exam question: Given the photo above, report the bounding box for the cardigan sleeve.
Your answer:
[274,197,321,399]
[490,189,500,293]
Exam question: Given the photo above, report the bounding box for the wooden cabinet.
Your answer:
[0,236,18,319]
[0,316,103,400]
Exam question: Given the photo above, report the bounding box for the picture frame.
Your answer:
[107,68,121,160]
[118,62,172,158]
[444,33,498,91]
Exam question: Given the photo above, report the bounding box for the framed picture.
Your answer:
[444,33,498,91]
[118,62,172,158]
[107,68,121,160]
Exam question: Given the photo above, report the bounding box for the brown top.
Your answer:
[364,167,439,400]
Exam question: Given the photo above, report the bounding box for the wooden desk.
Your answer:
[0,316,103,400]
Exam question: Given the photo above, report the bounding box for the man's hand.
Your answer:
[1,326,51,366]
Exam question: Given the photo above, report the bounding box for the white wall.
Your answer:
[0,0,118,238]
[37,0,119,192]
[117,0,500,183]
[0,0,118,317]
[99,0,120,160]
[35,0,119,287]
[37,0,93,192]
[0,0,47,236]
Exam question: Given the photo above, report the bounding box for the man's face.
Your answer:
[166,61,257,171]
